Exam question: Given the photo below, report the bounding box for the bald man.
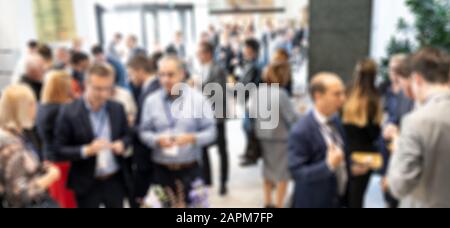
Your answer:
[139,56,217,205]
[21,54,46,101]
[288,72,348,208]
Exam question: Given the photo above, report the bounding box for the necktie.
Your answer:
[326,120,348,196]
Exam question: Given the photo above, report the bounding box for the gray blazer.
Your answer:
[388,91,450,208]
[249,85,299,141]
[202,61,228,123]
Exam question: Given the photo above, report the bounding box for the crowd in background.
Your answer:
[0,18,450,208]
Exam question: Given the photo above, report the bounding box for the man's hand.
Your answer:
[174,134,196,147]
[351,163,370,176]
[326,144,344,171]
[158,135,175,149]
[383,124,399,140]
[85,139,110,157]
[111,141,125,156]
[42,162,61,182]
[381,177,389,193]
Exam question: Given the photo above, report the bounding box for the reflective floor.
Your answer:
[208,119,386,208]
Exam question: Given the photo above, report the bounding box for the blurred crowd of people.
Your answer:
[1,18,449,209]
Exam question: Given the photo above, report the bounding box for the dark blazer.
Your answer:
[288,111,348,208]
[21,76,43,101]
[133,79,161,171]
[36,104,63,161]
[136,79,160,124]
[54,99,132,196]
[203,62,228,123]
[239,60,261,87]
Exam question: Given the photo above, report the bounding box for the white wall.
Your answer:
[0,0,37,88]
[280,0,308,21]
[370,0,414,60]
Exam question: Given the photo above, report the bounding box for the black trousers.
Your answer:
[76,174,126,208]
[153,163,202,204]
[130,141,154,208]
[384,190,399,208]
[202,122,229,187]
[348,171,372,208]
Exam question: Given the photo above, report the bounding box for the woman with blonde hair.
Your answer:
[36,70,76,208]
[0,84,60,208]
[342,59,383,208]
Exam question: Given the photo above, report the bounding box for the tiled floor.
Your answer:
[207,119,385,208]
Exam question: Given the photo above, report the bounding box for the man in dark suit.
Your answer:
[288,72,348,208]
[166,31,186,60]
[239,38,261,87]
[127,55,160,207]
[126,35,147,62]
[196,41,229,196]
[55,63,132,208]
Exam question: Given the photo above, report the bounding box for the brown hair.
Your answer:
[390,54,412,79]
[263,48,292,86]
[410,47,450,84]
[263,62,291,86]
[127,55,157,74]
[343,59,383,127]
[41,71,72,105]
[87,63,115,79]
[272,48,290,64]
[199,41,215,56]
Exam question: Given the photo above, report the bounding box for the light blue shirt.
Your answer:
[84,99,119,177]
[139,86,217,165]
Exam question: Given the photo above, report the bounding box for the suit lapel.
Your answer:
[79,100,95,140]
[308,111,328,154]
[106,101,118,140]
[139,79,160,107]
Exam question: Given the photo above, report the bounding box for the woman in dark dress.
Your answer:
[36,71,76,208]
[342,59,383,208]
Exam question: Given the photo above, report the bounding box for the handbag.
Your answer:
[24,194,60,208]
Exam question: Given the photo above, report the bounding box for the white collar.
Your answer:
[313,108,331,126]
[201,61,213,70]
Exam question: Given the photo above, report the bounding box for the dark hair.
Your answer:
[263,62,291,86]
[410,47,450,84]
[127,55,156,74]
[353,58,378,95]
[71,52,89,65]
[115,33,123,40]
[394,54,412,79]
[91,45,104,56]
[199,41,215,56]
[87,63,114,78]
[28,40,38,49]
[309,79,327,101]
[244,38,260,54]
[343,59,383,126]
[38,44,53,61]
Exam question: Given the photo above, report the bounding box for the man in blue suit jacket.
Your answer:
[55,64,132,208]
[288,72,348,208]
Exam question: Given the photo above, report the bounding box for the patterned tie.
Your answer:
[326,120,348,196]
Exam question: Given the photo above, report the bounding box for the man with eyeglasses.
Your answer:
[139,55,217,206]
[55,63,132,208]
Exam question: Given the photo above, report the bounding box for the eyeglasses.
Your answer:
[158,72,177,78]
[91,85,114,93]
